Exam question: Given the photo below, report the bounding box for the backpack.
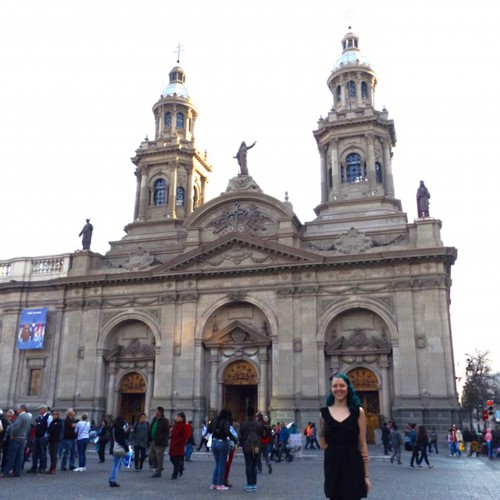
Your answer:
[244,428,260,455]
[404,435,412,451]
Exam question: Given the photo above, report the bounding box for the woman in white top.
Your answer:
[74,413,91,471]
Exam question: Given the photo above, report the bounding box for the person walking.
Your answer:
[148,407,170,478]
[169,412,190,479]
[96,419,110,463]
[132,413,149,471]
[74,413,91,471]
[389,422,402,465]
[208,409,237,491]
[318,373,370,500]
[196,420,209,451]
[109,416,128,487]
[428,425,439,455]
[416,425,433,469]
[46,409,62,474]
[381,422,391,455]
[240,406,262,493]
[184,420,195,462]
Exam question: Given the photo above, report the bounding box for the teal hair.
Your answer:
[326,372,362,412]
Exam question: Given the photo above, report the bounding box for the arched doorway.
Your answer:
[223,361,258,423]
[119,372,146,425]
[347,367,380,443]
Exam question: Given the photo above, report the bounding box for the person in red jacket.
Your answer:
[169,412,190,480]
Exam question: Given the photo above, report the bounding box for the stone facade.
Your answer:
[0,30,459,440]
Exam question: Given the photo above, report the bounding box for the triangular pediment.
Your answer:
[152,233,322,276]
[203,320,270,348]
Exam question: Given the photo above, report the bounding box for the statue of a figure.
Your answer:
[79,218,93,250]
[416,181,431,218]
[234,140,256,175]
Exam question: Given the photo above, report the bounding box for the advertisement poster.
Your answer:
[17,307,47,350]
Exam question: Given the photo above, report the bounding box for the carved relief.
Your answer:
[119,372,146,393]
[109,246,160,271]
[206,203,275,236]
[223,361,258,385]
[347,367,379,390]
[335,228,373,254]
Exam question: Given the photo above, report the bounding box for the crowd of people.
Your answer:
[0,403,309,492]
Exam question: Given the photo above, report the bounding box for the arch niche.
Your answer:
[202,301,272,418]
[324,307,393,440]
[104,319,156,417]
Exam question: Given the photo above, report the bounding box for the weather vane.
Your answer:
[174,43,184,64]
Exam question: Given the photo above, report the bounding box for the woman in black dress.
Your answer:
[319,372,371,499]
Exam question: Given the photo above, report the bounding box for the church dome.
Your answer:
[162,65,189,98]
[333,29,371,71]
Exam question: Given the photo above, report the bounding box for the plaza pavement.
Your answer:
[0,444,499,499]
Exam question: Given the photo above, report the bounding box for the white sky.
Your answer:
[1,0,499,374]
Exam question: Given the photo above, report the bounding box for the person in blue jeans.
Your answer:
[74,413,91,471]
[209,409,237,490]
[240,406,262,492]
[416,425,433,469]
[61,408,77,471]
[1,404,32,477]
[407,423,418,467]
[109,416,128,487]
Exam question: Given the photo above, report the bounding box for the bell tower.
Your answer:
[313,29,405,230]
[130,64,212,225]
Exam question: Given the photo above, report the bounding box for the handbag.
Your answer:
[112,429,127,457]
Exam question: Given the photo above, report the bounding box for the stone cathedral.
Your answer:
[0,30,459,441]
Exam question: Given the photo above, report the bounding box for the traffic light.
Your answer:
[482,409,489,421]
[487,400,494,416]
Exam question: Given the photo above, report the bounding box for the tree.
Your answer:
[461,351,499,429]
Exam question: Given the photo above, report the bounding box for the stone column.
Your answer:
[186,169,194,215]
[137,169,149,221]
[145,362,154,415]
[193,339,203,399]
[209,349,218,412]
[106,361,117,416]
[319,146,327,203]
[317,341,326,396]
[168,164,178,219]
[366,134,376,191]
[258,348,269,413]
[134,170,141,220]
[330,139,340,199]
[379,356,391,418]
[383,139,395,197]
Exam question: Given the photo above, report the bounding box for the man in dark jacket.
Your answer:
[46,410,63,474]
[27,404,52,473]
[239,407,262,492]
[60,408,78,471]
[148,406,170,478]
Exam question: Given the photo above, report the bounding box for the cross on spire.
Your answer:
[174,43,184,64]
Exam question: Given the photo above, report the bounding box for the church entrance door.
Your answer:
[222,361,258,423]
[118,372,146,425]
[347,367,380,444]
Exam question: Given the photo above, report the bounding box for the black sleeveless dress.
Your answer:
[320,406,367,500]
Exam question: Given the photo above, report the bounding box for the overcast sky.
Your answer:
[1,0,499,374]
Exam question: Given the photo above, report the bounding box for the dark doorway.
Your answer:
[119,393,145,426]
[223,385,257,423]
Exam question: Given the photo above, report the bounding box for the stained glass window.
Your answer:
[176,187,185,206]
[165,112,172,127]
[346,153,366,183]
[375,162,383,183]
[348,80,356,97]
[154,179,167,206]
[176,112,184,129]
[361,81,368,99]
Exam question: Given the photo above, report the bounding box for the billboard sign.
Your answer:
[17,307,47,350]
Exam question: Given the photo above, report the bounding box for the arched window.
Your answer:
[348,80,356,97]
[336,86,342,105]
[176,187,185,206]
[375,162,383,183]
[361,82,368,99]
[328,167,333,188]
[346,153,365,183]
[165,112,172,127]
[176,112,184,129]
[153,179,167,206]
